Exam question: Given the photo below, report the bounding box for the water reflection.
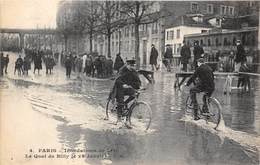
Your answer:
[185,122,259,165]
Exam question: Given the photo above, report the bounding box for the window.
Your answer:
[224,38,228,46]
[177,44,182,53]
[131,26,135,36]
[208,39,211,46]
[229,6,234,15]
[200,39,203,46]
[112,42,114,51]
[116,32,118,39]
[220,5,226,15]
[152,22,159,34]
[125,27,129,37]
[167,30,174,40]
[207,4,213,14]
[191,3,199,12]
[166,31,169,40]
[215,38,219,46]
[131,40,135,50]
[177,29,180,39]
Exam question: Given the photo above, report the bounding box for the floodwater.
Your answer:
[0,52,259,165]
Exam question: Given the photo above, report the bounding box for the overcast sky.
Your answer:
[0,0,60,29]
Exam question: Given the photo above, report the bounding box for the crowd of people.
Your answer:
[0,49,56,76]
[61,52,125,79]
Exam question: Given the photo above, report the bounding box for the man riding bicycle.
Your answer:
[109,59,141,125]
[185,58,215,120]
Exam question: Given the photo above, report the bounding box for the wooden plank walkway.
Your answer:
[174,71,260,94]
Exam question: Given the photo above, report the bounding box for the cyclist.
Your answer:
[185,58,215,120]
[109,59,141,125]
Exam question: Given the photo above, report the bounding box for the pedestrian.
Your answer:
[164,44,173,72]
[82,54,87,73]
[65,54,73,78]
[180,40,191,72]
[149,44,159,71]
[234,40,246,72]
[34,52,42,74]
[85,55,93,76]
[94,56,102,78]
[45,55,55,74]
[237,62,251,92]
[23,55,31,75]
[113,53,124,73]
[75,56,83,78]
[193,40,204,69]
[4,54,9,74]
[0,53,5,76]
[105,57,114,77]
[14,55,24,75]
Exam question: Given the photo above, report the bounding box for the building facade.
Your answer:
[56,1,258,65]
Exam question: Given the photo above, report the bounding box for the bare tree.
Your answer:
[56,3,75,52]
[120,1,162,68]
[78,1,100,54]
[97,1,127,58]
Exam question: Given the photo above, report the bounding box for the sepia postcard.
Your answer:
[0,0,260,165]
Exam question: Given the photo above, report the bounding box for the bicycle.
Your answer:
[105,89,152,131]
[184,88,222,130]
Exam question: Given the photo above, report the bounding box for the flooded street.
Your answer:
[1,52,260,165]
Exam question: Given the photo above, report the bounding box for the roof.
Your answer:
[165,15,213,29]
[184,27,258,38]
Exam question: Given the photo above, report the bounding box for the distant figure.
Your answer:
[237,62,250,92]
[23,55,31,75]
[149,44,159,71]
[94,56,102,78]
[164,44,173,72]
[34,53,42,74]
[0,53,4,76]
[14,55,24,75]
[82,54,87,73]
[105,57,114,77]
[45,55,55,74]
[193,40,204,69]
[85,55,93,76]
[65,54,73,78]
[4,54,9,74]
[75,56,83,73]
[113,53,124,73]
[234,40,246,72]
[180,40,191,72]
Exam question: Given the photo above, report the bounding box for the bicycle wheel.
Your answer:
[129,101,152,131]
[185,96,193,114]
[105,98,116,120]
[207,97,222,129]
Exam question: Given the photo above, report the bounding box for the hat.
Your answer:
[126,59,136,65]
[197,58,205,63]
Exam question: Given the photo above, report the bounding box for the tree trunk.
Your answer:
[135,23,140,69]
[107,33,111,58]
[64,35,68,52]
[76,33,79,55]
[89,29,93,54]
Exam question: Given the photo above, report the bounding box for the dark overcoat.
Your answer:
[149,47,158,65]
[180,45,191,64]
